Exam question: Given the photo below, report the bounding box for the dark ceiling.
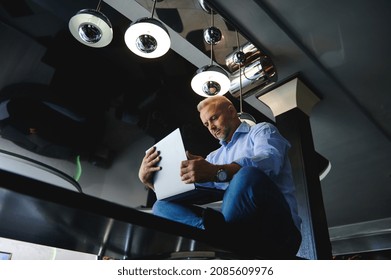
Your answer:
[0,0,390,255]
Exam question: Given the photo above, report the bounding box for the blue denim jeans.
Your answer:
[152,167,294,228]
[152,166,301,257]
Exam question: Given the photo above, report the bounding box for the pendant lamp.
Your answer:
[198,0,216,14]
[191,9,230,97]
[124,0,170,58]
[234,31,257,126]
[69,0,113,48]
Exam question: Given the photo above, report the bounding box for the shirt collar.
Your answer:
[219,122,251,146]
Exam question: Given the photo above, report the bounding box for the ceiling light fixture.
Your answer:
[234,31,257,126]
[226,42,277,100]
[68,0,113,48]
[191,9,230,97]
[124,0,170,59]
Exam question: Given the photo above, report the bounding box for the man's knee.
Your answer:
[152,200,169,216]
[234,166,267,180]
[231,166,270,190]
[228,166,283,206]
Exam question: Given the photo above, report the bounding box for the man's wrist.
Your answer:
[215,167,228,182]
[212,163,242,182]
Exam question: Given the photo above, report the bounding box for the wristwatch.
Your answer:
[216,168,228,182]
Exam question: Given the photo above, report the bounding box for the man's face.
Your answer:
[200,102,235,141]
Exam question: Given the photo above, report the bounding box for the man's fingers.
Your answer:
[145,146,156,156]
[186,151,197,159]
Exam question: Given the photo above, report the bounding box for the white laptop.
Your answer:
[147,128,224,203]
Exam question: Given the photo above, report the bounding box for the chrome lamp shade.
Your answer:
[238,112,257,126]
[69,9,113,48]
[124,18,171,59]
[191,65,231,97]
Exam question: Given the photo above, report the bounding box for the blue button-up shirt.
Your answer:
[198,121,301,229]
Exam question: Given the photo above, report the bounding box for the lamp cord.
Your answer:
[239,62,243,114]
[209,10,214,66]
[151,0,157,18]
[236,30,243,114]
[96,0,102,11]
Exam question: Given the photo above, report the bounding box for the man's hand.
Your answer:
[138,146,161,190]
[180,151,217,183]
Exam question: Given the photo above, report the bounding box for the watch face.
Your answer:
[217,169,227,181]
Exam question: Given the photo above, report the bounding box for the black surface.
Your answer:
[0,169,228,259]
